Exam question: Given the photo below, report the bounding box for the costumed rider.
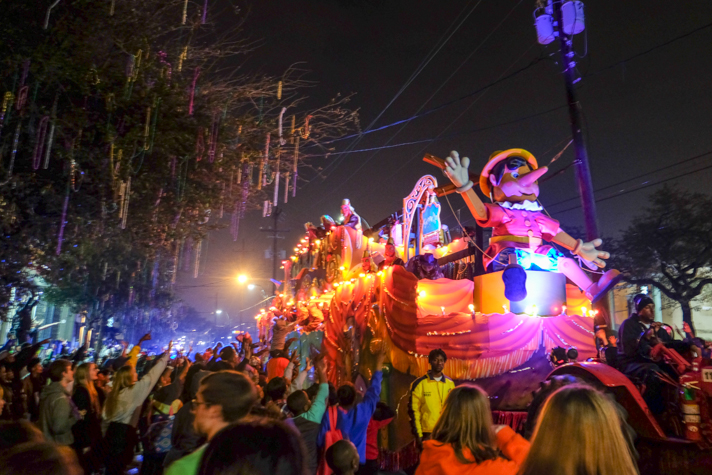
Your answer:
[341,199,364,249]
[443,149,621,303]
[361,250,376,274]
[378,237,405,270]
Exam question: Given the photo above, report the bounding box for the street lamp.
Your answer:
[237,274,248,284]
[247,284,255,290]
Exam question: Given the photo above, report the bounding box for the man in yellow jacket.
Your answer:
[408,349,455,449]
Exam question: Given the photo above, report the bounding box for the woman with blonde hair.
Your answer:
[416,383,529,475]
[103,342,172,475]
[518,384,639,475]
[72,362,105,473]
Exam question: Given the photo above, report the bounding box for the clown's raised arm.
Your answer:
[442,149,620,304]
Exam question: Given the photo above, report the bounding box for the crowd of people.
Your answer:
[0,313,645,475]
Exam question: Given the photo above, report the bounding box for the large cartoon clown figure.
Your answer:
[443,149,620,303]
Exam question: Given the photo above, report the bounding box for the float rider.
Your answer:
[361,250,376,274]
[443,149,621,302]
[378,237,405,270]
[342,199,364,250]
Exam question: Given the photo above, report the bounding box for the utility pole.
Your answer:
[551,1,599,241]
[259,206,290,292]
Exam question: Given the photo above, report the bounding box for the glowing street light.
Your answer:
[247,284,256,290]
[237,274,248,284]
[216,309,223,314]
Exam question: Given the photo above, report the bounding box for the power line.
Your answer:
[312,57,542,152]
[308,20,712,156]
[317,0,483,179]
[328,0,526,181]
[303,103,567,158]
[379,43,539,184]
[545,150,712,209]
[585,20,712,79]
[552,161,712,214]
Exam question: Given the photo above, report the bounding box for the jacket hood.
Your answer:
[40,381,68,401]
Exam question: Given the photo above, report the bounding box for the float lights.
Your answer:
[301,239,306,243]
[259,308,265,313]
[580,306,587,316]
[237,274,248,284]
[561,305,567,315]
[502,305,509,313]
[315,240,321,245]
[440,306,445,315]
[526,304,538,317]
[377,271,383,276]
[368,237,374,243]
[468,304,475,313]
[279,293,284,297]
[310,296,315,300]
[339,266,345,271]
[359,273,365,278]
[419,290,427,298]
[216,309,222,314]
[333,282,340,287]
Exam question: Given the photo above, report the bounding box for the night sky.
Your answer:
[177,0,712,334]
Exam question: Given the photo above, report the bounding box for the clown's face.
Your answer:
[341,205,352,219]
[490,163,548,203]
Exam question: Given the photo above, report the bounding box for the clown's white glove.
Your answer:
[573,238,610,269]
[444,151,473,192]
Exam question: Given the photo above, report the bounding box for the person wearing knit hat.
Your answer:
[439,149,621,304]
[616,293,678,414]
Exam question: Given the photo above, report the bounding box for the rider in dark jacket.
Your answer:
[617,294,676,414]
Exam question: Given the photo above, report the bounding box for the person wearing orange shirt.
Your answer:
[416,383,529,475]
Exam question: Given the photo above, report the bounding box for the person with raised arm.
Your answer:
[103,339,172,475]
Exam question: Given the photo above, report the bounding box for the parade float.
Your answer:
[257,149,712,472]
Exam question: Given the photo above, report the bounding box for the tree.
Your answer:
[0,0,357,336]
[610,186,712,332]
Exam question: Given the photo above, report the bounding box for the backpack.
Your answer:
[142,407,175,454]
[317,406,344,475]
